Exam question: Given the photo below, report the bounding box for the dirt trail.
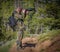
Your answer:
[9,37,38,52]
[9,36,60,52]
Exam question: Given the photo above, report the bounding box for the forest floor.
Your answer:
[9,35,60,52]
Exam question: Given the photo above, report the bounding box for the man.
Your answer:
[15,7,26,49]
[15,7,36,49]
[8,7,36,49]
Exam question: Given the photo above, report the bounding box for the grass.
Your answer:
[0,39,15,52]
[37,29,60,42]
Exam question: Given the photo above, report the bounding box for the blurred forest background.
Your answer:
[0,0,60,42]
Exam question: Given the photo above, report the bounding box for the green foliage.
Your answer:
[0,0,60,41]
[1,0,14,19]
[23,0,60,34]
[22,0,35,8]
[0,39,15,52]
[0,0,14,41]
[38,29,60,42]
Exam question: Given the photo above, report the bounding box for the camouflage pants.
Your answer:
[16,21,24,49]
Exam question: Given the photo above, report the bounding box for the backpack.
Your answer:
[8,16,17,31]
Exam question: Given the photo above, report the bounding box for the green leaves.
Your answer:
[0,0,14,41]
[1,0,14,19]
[0,0,60,41]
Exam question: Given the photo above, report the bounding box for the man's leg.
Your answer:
[17,30,23,48]
[16,20,24,49]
